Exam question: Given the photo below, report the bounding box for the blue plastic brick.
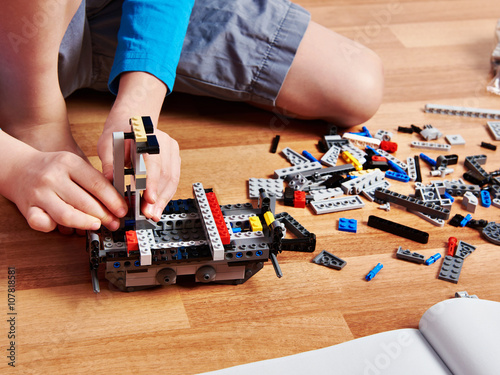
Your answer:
[443,191,455,202]
[481,190,492,207]
[419,153,437,166]
[425,253,442,265]
[387,159,406,175]
[366,263,383,281]
[460,214,473,227]
[365,145,380,155]
[385,170,410,182]
[338,218,357,233]
[302,150,320,163]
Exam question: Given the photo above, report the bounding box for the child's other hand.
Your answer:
[98,126,181,222]
[3,146,128,233]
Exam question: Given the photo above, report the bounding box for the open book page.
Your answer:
[419,298,500,375]
[200,329,450,375]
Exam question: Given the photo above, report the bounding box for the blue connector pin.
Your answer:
[425,253,442,265]
[366,263,383,281]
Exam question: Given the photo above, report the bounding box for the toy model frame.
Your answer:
[86,116,315,292]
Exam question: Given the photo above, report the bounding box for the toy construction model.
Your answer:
[86,117,315,292]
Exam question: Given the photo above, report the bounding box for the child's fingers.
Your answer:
[53,181,122,231]
[40,194,103,231]
[142,132,181,221]
[70,163,128,219]
[25,206,58,233]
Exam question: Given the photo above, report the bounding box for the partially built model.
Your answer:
[86,117,315,292]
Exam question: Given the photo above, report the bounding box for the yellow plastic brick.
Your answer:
[263,211,275,226]
[249,216,263,232]
[130,116,147,143]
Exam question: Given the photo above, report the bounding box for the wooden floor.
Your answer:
[2,1,500,374]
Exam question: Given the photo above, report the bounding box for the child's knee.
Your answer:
[345,49,384,125]
[324,48,384,127]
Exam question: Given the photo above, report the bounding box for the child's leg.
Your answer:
[173,0,383,127]
[0,0,85,157]
[274,21,384,126]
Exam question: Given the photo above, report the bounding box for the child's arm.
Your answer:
[0,1,128,232]
[0,130,128,232]
[97,71,181,222]
[97,0,195,221]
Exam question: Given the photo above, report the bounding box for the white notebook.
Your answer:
[200,298,500,375]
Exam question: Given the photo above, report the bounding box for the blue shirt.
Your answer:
[108,0,195,95]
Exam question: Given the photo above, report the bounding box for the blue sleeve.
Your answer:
[108,0,195,95]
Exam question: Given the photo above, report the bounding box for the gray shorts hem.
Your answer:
[173,2,310,107]
[247,3,310,106]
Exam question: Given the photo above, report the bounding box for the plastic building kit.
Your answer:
[460,214,473,227]
[320,145,341,167]
[419,153,437,167]
[341,169,385,195]
[482,222,500,245]
[367,215,429,244]
[380,140,398,153]
[480,141,497,151]
[374,129,393,141]
[374,149,407,171]
[406,157,418,181]
[274,212,316,252]
[411,124,422,133]
[338,218,357,233]
[438,256,464,284]
[248,178,284,199]
[270,135,280,153]
[341,142,367,164]
[424,104,500,119]
[425,253,441,265]
[486,121,500,140]
[445,134,466,145]
[312,250,346,270]
[447,237,458,256]
[455,291,478,299]
[481,190,492,207]
[420,125,442,141]
[274,162,322,179]
[86,117,317,292]
[308,188,343,201]
[342,132,381,149]
[302,150,320,163]
[409,210,445,227]
[365,263,383,281]
[385,170,410,183]
[414,155,423,183]
[311,195,365,215]
[341,150,363,171]
[396,246,425,264]
[462,191,478,213]
[444,179,481,197]
[411,141,451,151]
[378,203,391,211]
[398,126,414,134]
[493,198,500,208]
[455,240,476,259]
[374,188,450,219]
[281,147,310,165]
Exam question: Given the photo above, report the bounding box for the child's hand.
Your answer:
[1,138,128,232]
[98,71,180,222]
[98,126,181,222]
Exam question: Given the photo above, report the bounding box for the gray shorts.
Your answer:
[60,0,310,106]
